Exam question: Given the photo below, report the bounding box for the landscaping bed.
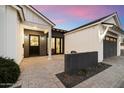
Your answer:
[56,63,111,88]
[0,57,20,88]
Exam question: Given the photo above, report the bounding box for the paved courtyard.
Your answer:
[14,55,124,88]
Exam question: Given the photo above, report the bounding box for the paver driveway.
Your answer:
[14,55,124,88]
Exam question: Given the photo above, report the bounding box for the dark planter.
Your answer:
[65,51,98,75]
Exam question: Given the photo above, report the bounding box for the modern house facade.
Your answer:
[65,13,124,62]
[0,5,66,64]
[0,5,124,64]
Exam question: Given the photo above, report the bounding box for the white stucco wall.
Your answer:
[0,6,6,57]
[65,25,101,61]
[0,6,24,64]
[6,6,18,61]
[16,22,24,64]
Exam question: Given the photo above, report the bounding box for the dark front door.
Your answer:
[103,36,117,59]
[29,35,40,56]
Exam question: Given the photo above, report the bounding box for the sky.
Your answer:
[33,5,124,31]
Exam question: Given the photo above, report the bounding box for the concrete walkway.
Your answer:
[14,55,124,88]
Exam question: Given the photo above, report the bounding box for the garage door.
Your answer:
[103,36,117,59]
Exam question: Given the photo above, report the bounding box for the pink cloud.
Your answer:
[33,5,100,20]
[63,6,108,20]
[32,5,115,24]
[52,19,66,24]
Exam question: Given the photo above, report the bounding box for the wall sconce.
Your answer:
[24,35,28,39]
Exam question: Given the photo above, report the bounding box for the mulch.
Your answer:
[56,63,112,88]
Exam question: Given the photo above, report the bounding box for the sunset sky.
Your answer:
[33,5,124,30]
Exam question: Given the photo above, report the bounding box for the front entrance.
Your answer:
[29,35,40,56]
[103,36,117,59]
[24,29,65,58]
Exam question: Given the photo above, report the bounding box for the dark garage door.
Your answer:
[103,36,117,59]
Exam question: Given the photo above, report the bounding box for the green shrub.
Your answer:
[0,57,20,88]
[77,69,87,76]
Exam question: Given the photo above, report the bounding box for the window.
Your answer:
[52,38,55,49]
[30,36,39,46]
[61,38,63,53]
[47,38,56,54]
[56,38,60,53]
[47,37,63,54]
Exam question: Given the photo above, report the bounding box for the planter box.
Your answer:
[65,51,98,74]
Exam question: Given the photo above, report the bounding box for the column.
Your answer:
[48,28,52,60]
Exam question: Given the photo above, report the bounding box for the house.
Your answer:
[0,5,65,64]
[0,6,124,64]
[65,12,124,62]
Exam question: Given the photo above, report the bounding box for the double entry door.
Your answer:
[49,37,63,55]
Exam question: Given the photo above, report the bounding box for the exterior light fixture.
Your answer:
[24,35,28,39]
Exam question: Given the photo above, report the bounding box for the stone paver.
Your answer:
[74,56,124,88]
[14,55,124,88]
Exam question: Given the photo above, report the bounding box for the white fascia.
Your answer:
[11,5,25,22]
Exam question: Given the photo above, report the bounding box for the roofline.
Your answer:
[53,27,68,31]
[16,5,25,21]
[100,12,121,27]
[11,5,25,21]
[65,22,99,35]
[70,12,116,31]
[65,12,122,35]
[52,28,67,33]
[26,5,55,26]
[114,12,122,27]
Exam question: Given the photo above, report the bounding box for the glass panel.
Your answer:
[47,38,55,54]
[52,38,55,49]
[30,36,39,46]
[56,38,60,53]
[47,38,50,54]
[61,38,63,53]
[52,38,55,54]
